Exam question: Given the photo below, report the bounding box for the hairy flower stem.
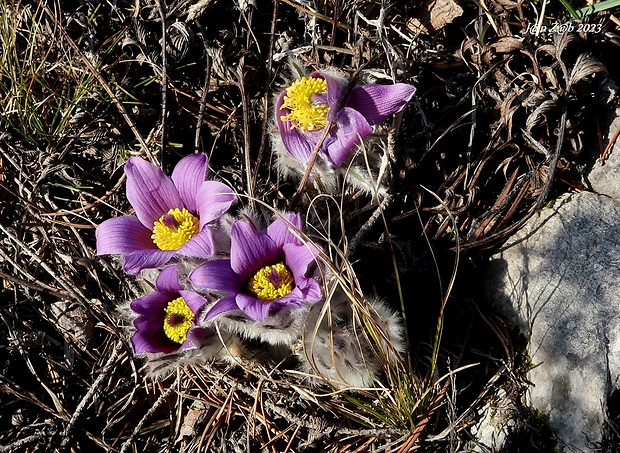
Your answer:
[288,122,332,209]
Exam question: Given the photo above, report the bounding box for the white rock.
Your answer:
[589,107,620,200]
[485,191,620,451]
[468,388,513,452]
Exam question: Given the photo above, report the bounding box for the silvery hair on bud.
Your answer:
[143,329,245,380]
[200,304,309,348]
[298,289,405,389]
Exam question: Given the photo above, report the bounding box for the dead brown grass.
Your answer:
[0,0,617,451]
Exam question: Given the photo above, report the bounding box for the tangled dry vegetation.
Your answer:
[0,0,617,451]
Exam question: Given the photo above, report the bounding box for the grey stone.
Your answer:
[588,107,620,199]
[468,388,515,452]
[485,191,620,452]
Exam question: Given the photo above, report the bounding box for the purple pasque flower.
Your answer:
[275,70,416,168]
[190,213,322,322]
[96,153,236,274]
[130,265,208,354]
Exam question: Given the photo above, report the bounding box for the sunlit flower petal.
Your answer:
[274,68,415,170]
[155,264,183,293]
[95,216,155,255]
[324,107,372,167]
[346,83,417,125]
[229,221,279,279]
[96,153,237,274]
[191,213,322,322]
[125,157,183,228]
[196,180,237,228]
[171,153,208,213]
[130,265,207,354]
[177,228,215,259]
[123,250,176,275]
[189,259,241,294]
[266,214,302,248]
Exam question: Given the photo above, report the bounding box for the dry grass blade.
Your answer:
[39,2,155,163]
[0,0,615,451]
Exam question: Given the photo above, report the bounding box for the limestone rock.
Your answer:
[589,107,620,200]
[485,191,620,451]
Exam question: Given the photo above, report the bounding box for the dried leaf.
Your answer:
[525,92,558,134]
[49,301,95,350]
[179,401,209,439]
[187,0,216,21]
[569,54,608,85]
[407,0,464,34]
[490,37,525,54]
[429,0,464,30]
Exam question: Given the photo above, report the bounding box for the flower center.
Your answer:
[280,77,329,132]
[247,262,295,301]
[152,208,199,250]
[163,297,194,344]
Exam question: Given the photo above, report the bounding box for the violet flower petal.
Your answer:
[131,330,164,354]
[266,213,302,248]
[131,318,178,354]
[186,326,212,347]
[283,243,320,277]
[311,71,348,121]
[177,340,195,351]
[230,221,280,279]
[155,265,182,293]
[179,290,208,315]
[96,216,155,255]
[201,296,239,322]
[190,260,241,294]
[125,157,183,228]
[171,153,208,213]
[324,107,372,167]
[196,180,237,228]
[130,292,172,353]
[130,291,170,316]
[123,249,176,275]
[276,92,315,163]
[276,287,307,308]
[235,294,271,321]
[346,83,416,125]
[292,277,322,302]
[177,227,214,259]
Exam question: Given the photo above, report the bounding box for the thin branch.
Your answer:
[288,124,332,209]
[194,35,212,154]
[253,0,279,192]
[236,59,255,209]
[156,0,169,170]
[119,384,177,453]
[59,342,124,449]
[347,193,393,257]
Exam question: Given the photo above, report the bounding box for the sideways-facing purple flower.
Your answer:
[190,213,322,322]
[275,70,416,168]
[96,153,236,274]
[130,265,207,354]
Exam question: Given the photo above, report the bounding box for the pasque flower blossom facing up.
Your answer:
[275,69,416,168]
[190,214,322,322]
[96,154,236,274]
[130,265,208,354]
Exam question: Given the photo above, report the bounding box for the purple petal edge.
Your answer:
[171,154,208,213]
[347,83,416,125]
[96,216,155,255]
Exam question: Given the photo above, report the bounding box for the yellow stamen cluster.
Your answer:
[247,262,294,301]
[163,297,194,344]
[151,208,199,250]
[280,77,329,132]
